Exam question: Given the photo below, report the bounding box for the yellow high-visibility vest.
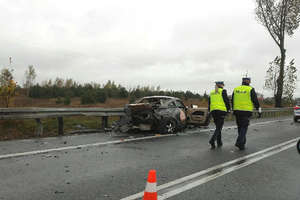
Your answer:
[233,85,253,111]
[210,88,227,112]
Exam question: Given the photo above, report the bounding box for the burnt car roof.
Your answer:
[139,96,181,100]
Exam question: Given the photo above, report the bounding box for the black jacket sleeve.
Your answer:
[251,88,260,110]
[231,92,234,110]
[222,89,231,112]
[208,96,210,111]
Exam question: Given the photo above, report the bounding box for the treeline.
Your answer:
[28,78,208,104]
[263,96,299,106]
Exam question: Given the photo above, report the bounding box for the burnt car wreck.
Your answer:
[112,96,210,134]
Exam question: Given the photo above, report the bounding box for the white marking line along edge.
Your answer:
[0,119,290,160]
[121,136,300,200]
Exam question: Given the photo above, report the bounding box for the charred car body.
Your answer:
[113,96,210,134]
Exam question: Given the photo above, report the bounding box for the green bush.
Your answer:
[81,91,96,104]
[64,96,71,105]
[95,90,107,103]
[56,97,62,104]
[129,95,136,103]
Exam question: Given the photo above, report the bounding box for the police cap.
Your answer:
[242,77,251,82]
[215,81,224,85]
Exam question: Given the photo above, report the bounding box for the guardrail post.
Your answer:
[102,116,108,129]
[35,118,43,136]
[58,117,64,135]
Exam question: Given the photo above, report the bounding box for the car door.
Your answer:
[174,100,188,122]
[186,106,210,126]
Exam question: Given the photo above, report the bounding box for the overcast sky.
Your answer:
[0,0,299,97]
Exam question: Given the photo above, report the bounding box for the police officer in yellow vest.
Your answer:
[232,77,262,150]
[208,81,231,149]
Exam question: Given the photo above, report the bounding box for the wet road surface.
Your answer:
[0,116,299,200]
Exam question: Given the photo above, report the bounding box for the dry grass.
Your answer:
[10,95,209,108]
[0,116,120,141]
[11,95,130,108]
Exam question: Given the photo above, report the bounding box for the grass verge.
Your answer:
[0,116,119,141]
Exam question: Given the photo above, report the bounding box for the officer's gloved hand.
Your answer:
[258,107,262,118]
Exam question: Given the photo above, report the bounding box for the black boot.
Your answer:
[217,140,223,147]
[209,140,216,149]
[235,143,245,150]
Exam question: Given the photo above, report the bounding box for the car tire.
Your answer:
[297,139,300,154]
[159,118,177,134]
[294,117,298,123]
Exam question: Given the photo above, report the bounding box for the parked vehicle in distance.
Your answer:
[112,96,210,134]
[294,102,300,122]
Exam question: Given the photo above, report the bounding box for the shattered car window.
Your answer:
[139,98,169,106]
[168,101,176,107]
[175,100,185,108]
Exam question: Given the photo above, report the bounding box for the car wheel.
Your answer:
[297,139,300,154]
[159,118,177,134]
[294,117,298,122]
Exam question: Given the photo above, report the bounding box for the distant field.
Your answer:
[12,95,130,108]
[9,95,209,108]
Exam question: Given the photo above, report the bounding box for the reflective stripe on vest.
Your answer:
[210,88,227,112]
[233,85,253,111]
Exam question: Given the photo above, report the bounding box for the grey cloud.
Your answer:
[0,0,299,97]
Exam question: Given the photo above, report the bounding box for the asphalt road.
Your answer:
[0,116,299,200]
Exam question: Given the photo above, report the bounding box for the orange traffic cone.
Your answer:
[143,170,157,200]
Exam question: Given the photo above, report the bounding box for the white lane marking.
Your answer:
[0,135,171,160]
[0,119,290,160]
[121,136,300,200]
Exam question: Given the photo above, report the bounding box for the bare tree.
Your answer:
[255,0,300,107]
[65,78,75,88]
[54,77,64,88]
[24,65,37,96]
[264,56,280,97]
[264,56,297,104]
[283,58,297,103]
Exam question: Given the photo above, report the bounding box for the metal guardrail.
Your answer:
[0,107,125,136]
[0,107,294,136]
[226,107,293,121]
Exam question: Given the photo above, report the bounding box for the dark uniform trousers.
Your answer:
[209,110,226,144]
[234,111,252,147]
